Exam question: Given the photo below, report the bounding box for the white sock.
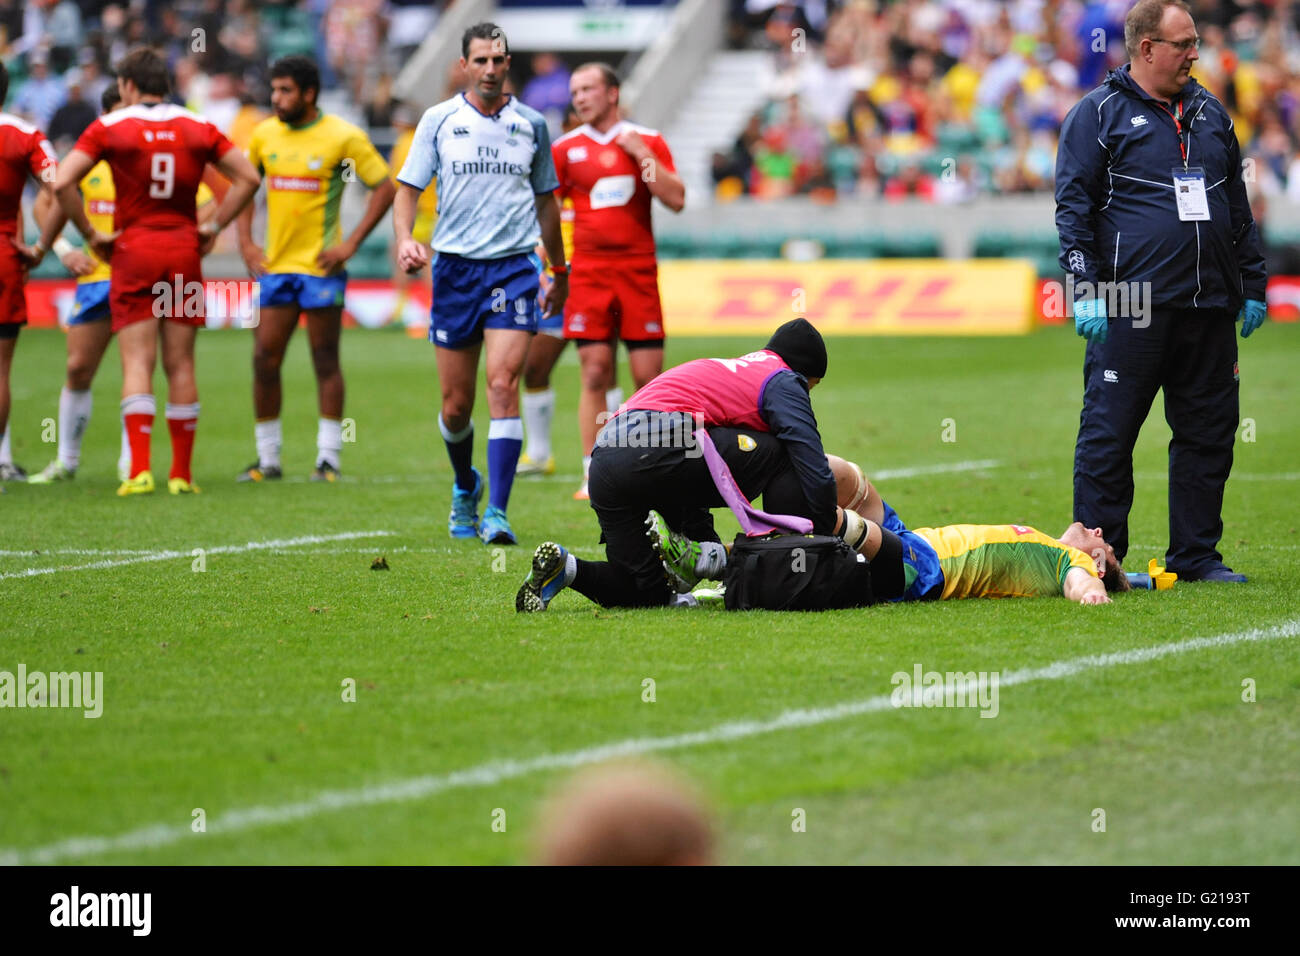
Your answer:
[521,387,555,462]
[697,541,728,579]
[0,426,11,466]
[605,386,623,414]
[58,386,93,470]
[255,418,282,469]
[317,417,342,469]
[118,421,130,474]
[564,552,577,586]
[582,455,592,479]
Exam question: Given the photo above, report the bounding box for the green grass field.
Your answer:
[2,323,1298,865]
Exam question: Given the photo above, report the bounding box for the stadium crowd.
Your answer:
[716,0,1300,203]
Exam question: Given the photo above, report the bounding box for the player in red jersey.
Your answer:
[553,63,684,499]
[0,61,59,482]
[33,49,261,496]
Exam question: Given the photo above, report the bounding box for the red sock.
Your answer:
[123,414,153,477]
[167,410,198,481]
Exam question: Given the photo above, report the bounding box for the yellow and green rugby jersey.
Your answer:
[913,524,1098,600]
[78,161,215,284]
[390,125,438,233]
[246,113,390,276]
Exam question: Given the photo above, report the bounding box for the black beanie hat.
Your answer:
[765,318,827,380]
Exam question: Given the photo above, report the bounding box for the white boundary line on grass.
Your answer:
[3,617,1296,865]
[0,531,396,581]
[869,459,1000,481]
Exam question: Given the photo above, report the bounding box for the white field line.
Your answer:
[4,617,1296,866]
[0,531,395,581]
[872,459,1001,481]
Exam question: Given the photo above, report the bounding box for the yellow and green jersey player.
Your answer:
[236,54,395,483]
[28,83,216,485]
[826,455,1129,605]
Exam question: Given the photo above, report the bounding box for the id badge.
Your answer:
[1173,167,1210,221]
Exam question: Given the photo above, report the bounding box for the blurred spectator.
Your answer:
[534,761,716,867]
[14,50,67,128]
[47,72,96,150]
[76,50,113,107]
[522,53,571,138]
[324,0,385,103]
[365,71,395,129]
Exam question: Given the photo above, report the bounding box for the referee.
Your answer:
[1055,0,1266,583]
[394,22,568,545]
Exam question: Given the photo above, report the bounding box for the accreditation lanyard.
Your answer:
[1154,97,1188,168]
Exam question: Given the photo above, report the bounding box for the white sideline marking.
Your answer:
[3,618,1296,865]
[872,459,1001,481]
[0,531,395,581]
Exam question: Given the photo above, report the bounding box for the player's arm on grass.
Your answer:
[1063,566,1111,605]
[535,190,567,316]
[317,131,397,273]
[616,129,684,212]
[202,147,261,257]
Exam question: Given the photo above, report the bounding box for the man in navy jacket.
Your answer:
[1054,0,1267,583]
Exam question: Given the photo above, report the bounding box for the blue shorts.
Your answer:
[259,272,347,310]
[68,280,111,326]
[430,251,540,349]
[879,498,944,602]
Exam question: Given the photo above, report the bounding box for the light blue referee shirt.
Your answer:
[397,92,558,260]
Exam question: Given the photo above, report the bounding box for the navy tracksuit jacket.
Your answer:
[1055,65,1267,574]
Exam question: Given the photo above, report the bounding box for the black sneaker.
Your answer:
[236,462,282,482]
[311,461,339,483]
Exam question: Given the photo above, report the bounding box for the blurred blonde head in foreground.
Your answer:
[535,760,715,866]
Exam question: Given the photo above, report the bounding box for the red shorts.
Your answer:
[0,242,29,328]
[563,256,664,343]
[109,229,204,333]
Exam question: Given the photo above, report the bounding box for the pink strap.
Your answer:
[694,428,813,536]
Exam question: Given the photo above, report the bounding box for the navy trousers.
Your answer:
[1073,307,1239,576]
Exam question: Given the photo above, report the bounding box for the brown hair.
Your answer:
[1125,0,1193,59]
[115,47,171,97]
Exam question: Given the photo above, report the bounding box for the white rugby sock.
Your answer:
[255,418,282,469]
[696,541,728,579]
[118,420,130,475]
[605,386,623,414]
[317,417,342,469]
[58,387,93,469]
[582,455,592,479]
[0,425,12,465]
[521,387,554,462]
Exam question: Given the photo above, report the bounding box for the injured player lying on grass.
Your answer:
[678,454,1127,605]
[515,454,1128,610]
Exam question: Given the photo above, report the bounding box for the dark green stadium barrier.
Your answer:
[973,231,1062,277]
[655,232,942,260]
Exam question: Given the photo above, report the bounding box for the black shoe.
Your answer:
[1183,566,1247,583]
[236,462,282,482]
[311,461,339,483]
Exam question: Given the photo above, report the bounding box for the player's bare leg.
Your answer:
[160,320,200,493]
[305,306,344,481]
[436,339,484,537]
[575,340,617,499]
[0,335,18,481]
[626,344,663,390]
[30,320,115,483]
[116,317,160,492]
[240,303,299,481]
[826,453,884,524]
[478,327,530,543]
[518,331,567,476]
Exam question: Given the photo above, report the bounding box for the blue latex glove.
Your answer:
[1074,297,1108,344]
[1238,298,1266,338]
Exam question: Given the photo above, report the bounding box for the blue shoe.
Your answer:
[516,541,570,612]
[480,505,517,545]
[1186,566,1248,583]
[449,468,482,538]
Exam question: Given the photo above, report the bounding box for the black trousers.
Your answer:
[1073,307,1238,575]
[573,412,814,608]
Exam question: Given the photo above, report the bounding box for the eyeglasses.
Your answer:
[1149,36,1201,52]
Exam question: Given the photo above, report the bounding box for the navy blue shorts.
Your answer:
[430,251,540,349]
[879,498,943,601]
